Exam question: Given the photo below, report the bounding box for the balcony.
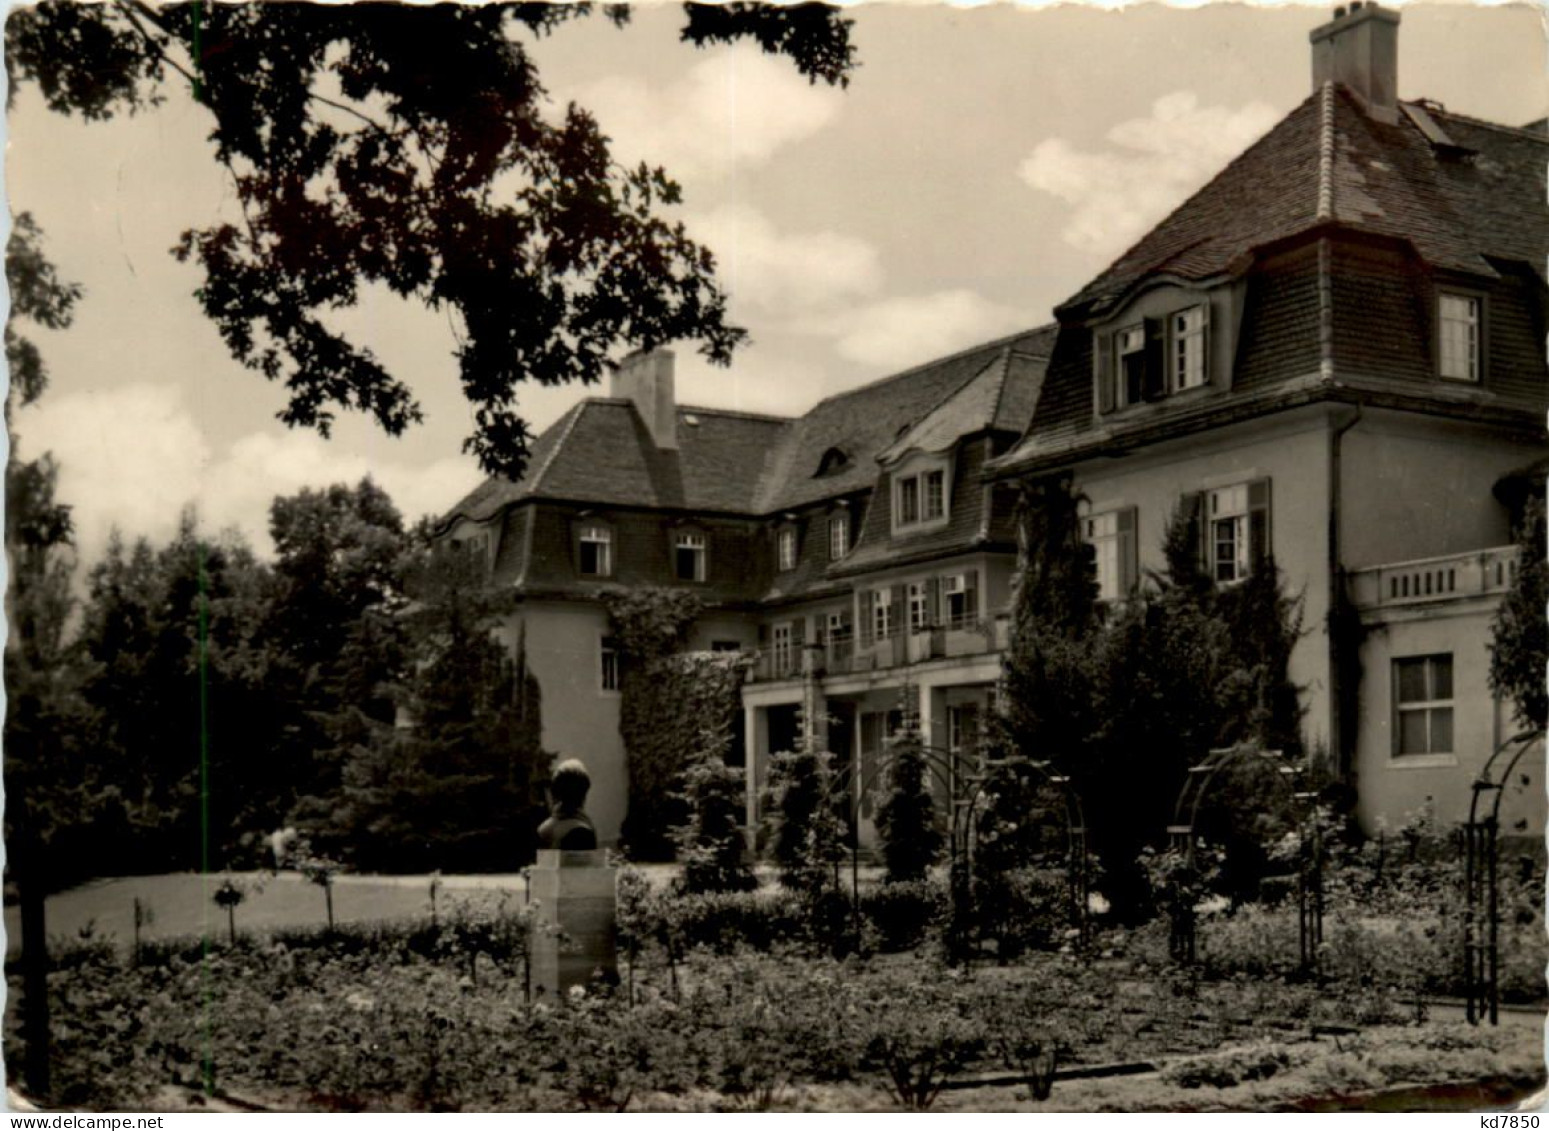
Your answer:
[750,614,1011,682]
[1347,545,1520,611]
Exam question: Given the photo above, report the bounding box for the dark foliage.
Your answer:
[875,723,941,884]
[1490,494,1548,732]
[6,2,855,478]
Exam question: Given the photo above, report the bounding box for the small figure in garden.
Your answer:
[538,759,598,850]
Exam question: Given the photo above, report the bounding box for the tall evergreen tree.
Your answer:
[1491,493,1548,733]
[876,721,941,883]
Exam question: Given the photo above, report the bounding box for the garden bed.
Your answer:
[11,918,1543,1113]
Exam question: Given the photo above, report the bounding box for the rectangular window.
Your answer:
[829,513,849,560]
[778,527,797,571]
[600,635,621,692]
[924,470,946,520]
[1117,324,1147,407]
[908,581,931,632]
[873,588,896,640]
[899,477,920,525]
[1209,484,1249,584]
[771,623,794,676]
[711,640,741,653]
[943,573,977,628]
[1172,305,1207,391]
[1439,294,1481,382]
[1394,654,1454,756]
[1085,511,1122,601]
[675,532,707,582]
[1083,507,1138,602]
[827,610,850,642]
[579,524,612,577]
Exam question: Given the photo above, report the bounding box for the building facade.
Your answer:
[439,4,1545,846]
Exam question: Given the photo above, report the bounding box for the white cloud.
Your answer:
[565,44,843,183]
[17,384,484,569]
[1018,91,1279,257]
[830,290,1024,371]
[689,204,882,317]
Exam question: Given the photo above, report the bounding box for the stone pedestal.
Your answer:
[529,849,617,998]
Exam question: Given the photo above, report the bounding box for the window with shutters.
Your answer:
[942,571,978,628]
[1098,301,1212,413]
[1082,507,1138,602]
[907,580,932,633]
[872,588,897,640]
[675,531,708,582]
[771,622,794,677]
[578,524,613,577]
[1437,292,1483,383]
[1204,480,1270,584]
[1394,654,1454,757]
[777,526,798,572]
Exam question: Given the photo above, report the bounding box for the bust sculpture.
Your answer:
[537,758,598,850]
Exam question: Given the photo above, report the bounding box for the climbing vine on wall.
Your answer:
[603,588,751,860]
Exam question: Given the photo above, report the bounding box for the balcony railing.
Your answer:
[750,614,1011,682]
[1347,545,1520,611]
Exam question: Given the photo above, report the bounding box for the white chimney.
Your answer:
[1310,2,1400,124]
[610,348,678,451]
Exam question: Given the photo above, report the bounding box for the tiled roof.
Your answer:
[757,326,1056,513]
[441,399,791,524]
[1061,86,1549,317]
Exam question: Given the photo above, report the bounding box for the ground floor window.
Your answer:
[600,635,621,692]
[1394,653,1453,756]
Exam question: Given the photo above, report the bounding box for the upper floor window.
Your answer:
[778,526,798,572]
[829,513,850,561]
[771,622,794,676]
[1172,306,1208,392]
[942,571,978,628]
[675,532,707,582]
[1082,507,1138,602]
[1438,293,1481,382]
[871,588,897,640]
[1394,654,1453,756]
[893,462,950,532]
[1205,480,1270,584]
[600,635,621,693]
[578,524,612,577]
[907,580,932,633]
[1098,302,1211,412]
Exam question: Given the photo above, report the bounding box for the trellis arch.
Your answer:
[1166,745,1322,968]
[1463,728,1544,1026]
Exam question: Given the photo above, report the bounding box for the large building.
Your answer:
[439,4,1545,846]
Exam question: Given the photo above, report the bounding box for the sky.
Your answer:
[5,1,1545,568]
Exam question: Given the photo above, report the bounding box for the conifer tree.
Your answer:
[876,720,941,883]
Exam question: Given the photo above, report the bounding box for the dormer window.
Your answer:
[1172,306,1208,391]
[778,526,798,572]
[675,531,707,582]
[1438,292,1482,382]
[578,523,613,577]
[1099,301,1212,412]
[892,458,950,534]
[816,446,852,477]
[828,512,850,560]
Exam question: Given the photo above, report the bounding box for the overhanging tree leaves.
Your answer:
[1490,493,1548,732]
[6,2,856,479]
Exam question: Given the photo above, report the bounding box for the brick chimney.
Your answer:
[610,348,678,451]
[1310,2,1400,124]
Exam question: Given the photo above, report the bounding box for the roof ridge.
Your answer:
[528,399,589,497]
[1317,80,1336,222]
[676,403,796,424]
[1059,88,1322,314]
[806,322,1056,411]
[1417,102,1549,143]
